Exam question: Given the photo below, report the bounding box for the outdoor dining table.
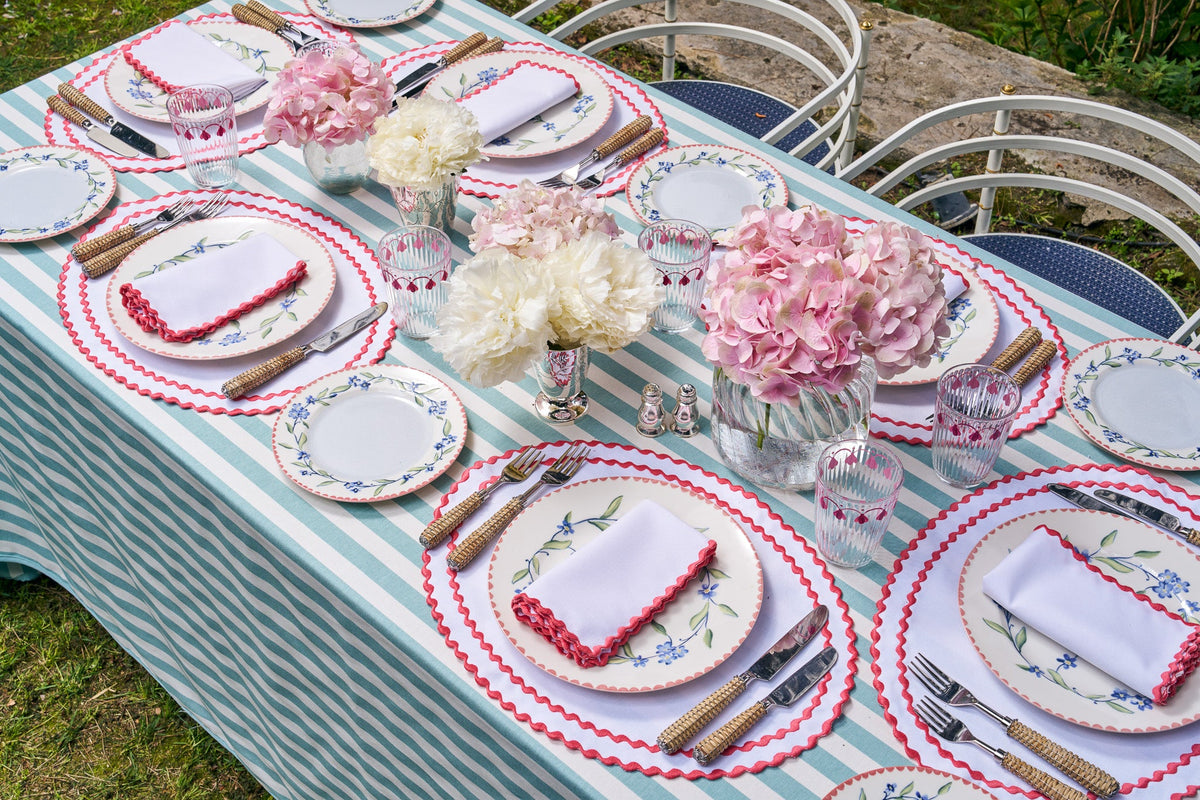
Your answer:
[3,1,1199,798]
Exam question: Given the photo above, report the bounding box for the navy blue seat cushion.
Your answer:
[964,232,1185,338]
[651,79,829,168]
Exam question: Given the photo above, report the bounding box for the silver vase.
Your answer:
[532,345,590,424]
[387,173,458,231]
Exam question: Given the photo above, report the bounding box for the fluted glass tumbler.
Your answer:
[378,225,453,340]
[932,364,1021,488]
[638,219,712,333]
[814,439,904,569]
[166,84,238,189]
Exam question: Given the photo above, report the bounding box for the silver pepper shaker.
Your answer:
[636,383,671,437]
[670,383,700,437]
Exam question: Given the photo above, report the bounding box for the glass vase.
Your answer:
[711,359,878,491]
[532,344,590,424]
[387,173,458,231]
[302,138,371,194]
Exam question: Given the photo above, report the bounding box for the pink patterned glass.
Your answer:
[815,439,904,569]
[378,225,453,340]
[637,219,712,334]
[166,84,238,189]
[932,364,1022,488]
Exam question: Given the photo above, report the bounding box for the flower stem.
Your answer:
[756,403,772,449]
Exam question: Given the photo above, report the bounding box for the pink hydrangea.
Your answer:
[263,45,393,150]
[470,180,621,259]
[700,205,949,398]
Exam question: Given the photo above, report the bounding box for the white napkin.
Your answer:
[456,60,580,144]
[122,20,267,101]
[982,524,1200,704]
[119,233,307,343]
[511,499,717,668]
[943,268,968,301]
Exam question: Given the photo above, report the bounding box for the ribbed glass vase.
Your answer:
[711,359,878,491]
[302,138,371,195]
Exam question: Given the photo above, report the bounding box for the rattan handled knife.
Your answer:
[56,83,167,158]
[394,32,489,97]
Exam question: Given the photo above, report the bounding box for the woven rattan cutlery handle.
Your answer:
[232,4,280,32]
[443,32,488,64]
[1184,526,1200,546]
[989,326,1041,372]
[221,347,306,399]
[595,115,653,159]
[420,491,485,549]
[1000,752,1085,800]
[246,0,288,28]
[657,675,748,755]
[57,83,112,124]
[692,701,767,766]
[81,228,161,278]
[72,225,135,262]
[1007,721,1118,798]
[614,128,664,166]
[447,497,523,571]
[1013,341,1057,386]
[470,37,505,57]
[47,95,90,129]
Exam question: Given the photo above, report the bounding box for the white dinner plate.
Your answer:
[423,50,614,158]
[104,215,336,361]
[0,146,117,243]
[624,143,788,235]
[104,20,292,122]
[489,476,763,692]
[273,364,467,502]
[959,508,1200,732]
[823,766,999,800]
[1064,338,1200,471]
[304,0,435,27]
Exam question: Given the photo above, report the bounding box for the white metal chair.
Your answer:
[838,90,1200,338]
[512,0,871,171]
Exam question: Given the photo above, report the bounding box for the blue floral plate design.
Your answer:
[0,146,116,243]
[304,0,435,28]
[823,766,999,800]
[105,214,336,360]
[273,364,467,503]
[489,476,763,692]
[959,507,1200,732]
[1065,338,1200,471]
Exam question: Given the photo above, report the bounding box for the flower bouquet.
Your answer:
[469,179,620,259]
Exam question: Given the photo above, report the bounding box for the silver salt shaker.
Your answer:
[670,383,700,437]
[636,383,671,437]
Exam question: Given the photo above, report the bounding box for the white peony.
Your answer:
[367,97,484,189]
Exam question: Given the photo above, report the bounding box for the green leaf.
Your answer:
[937,782,954,795]
[983,618,1011,638]
[651,621,668,636]
[689,608,709,629]
[704,628,714,648]
[541,539,573,550]
[717,603,737,617]
[1047,669,1071,689]
[707,567,731,580]
[1107,700,1134,714]
[1093,556,1134,573]
[601,495,624,519]
[899,782,914,796]
[1014,626,1027,652]
[511,568,529,583]
[1132,550,1161,558]
[1100,529,1118,547]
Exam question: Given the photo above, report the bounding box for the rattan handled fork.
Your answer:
[911,655,1118,797]
[71,198,194,263]
[446,444,590,571]
[916,699,1084,800]
[80,194,229,278]
[420,446,540,549]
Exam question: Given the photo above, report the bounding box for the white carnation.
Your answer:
[368,97,484,188]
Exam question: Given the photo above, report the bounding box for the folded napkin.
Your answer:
[943,268,968,301]
[511,499,717,668]
[120,233,307,343]
[122,19,267,101]
[456,60,581,144]
[982,524,1200,704]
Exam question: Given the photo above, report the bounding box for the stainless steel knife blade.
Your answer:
[1094,489,1200,546]
[656,604,828,754]
[393,32,488,97]
[1046,484,1136,520]
[57,83,168,159]
[764,645,838,707]
[47,95,142,158]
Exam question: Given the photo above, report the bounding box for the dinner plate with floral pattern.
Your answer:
[304,0,435,27]
[823,766,999,800]
[0,146,116,243]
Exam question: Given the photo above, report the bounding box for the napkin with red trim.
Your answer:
[121,19,267,101]
[456,60,581,144]
[511,499,717,669]
[119,233,307,343]
[982,523,1200,704]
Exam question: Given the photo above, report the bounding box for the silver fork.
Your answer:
[420,446,541,549]
[72,198,195,263]
[552,128,665,192]
[915,699,1083,800]
[911,655,1118,797]
[81,194,231,279]
[538,114,653,188]
[446,443,590,571]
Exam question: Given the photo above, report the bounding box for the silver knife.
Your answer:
[56,84,168,159]
[394,32,489,97]
[47,95,140,158]
[221,303,388,399]
[657,605,827,755]
[693,645,838,766]
[1094,489,1200,547]
[1046,484,1137,520]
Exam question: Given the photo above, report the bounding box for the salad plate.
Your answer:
[304,0,435,27]
[104,20,291,122]
[105,215,336,361]
[489,476,763,692]
[0,146,116,243]
[273,364,467,502]
[1064,338,1200,470]
[959,507,1200,732]
[624,144,787,235]
[823,766,999,800]
[423,50,614,158]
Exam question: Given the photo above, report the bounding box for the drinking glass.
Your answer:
[814,439,904,569]
[167,84,239,189]
[637,219,712,333]
[378,225,453,339]
[932,364,1022,488]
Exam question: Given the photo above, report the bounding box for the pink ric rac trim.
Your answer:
[118,260,307,343]
[120,18,185,94]
[1038,523,1200,705]
[457,59,581,103]
[510,538,718,669]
